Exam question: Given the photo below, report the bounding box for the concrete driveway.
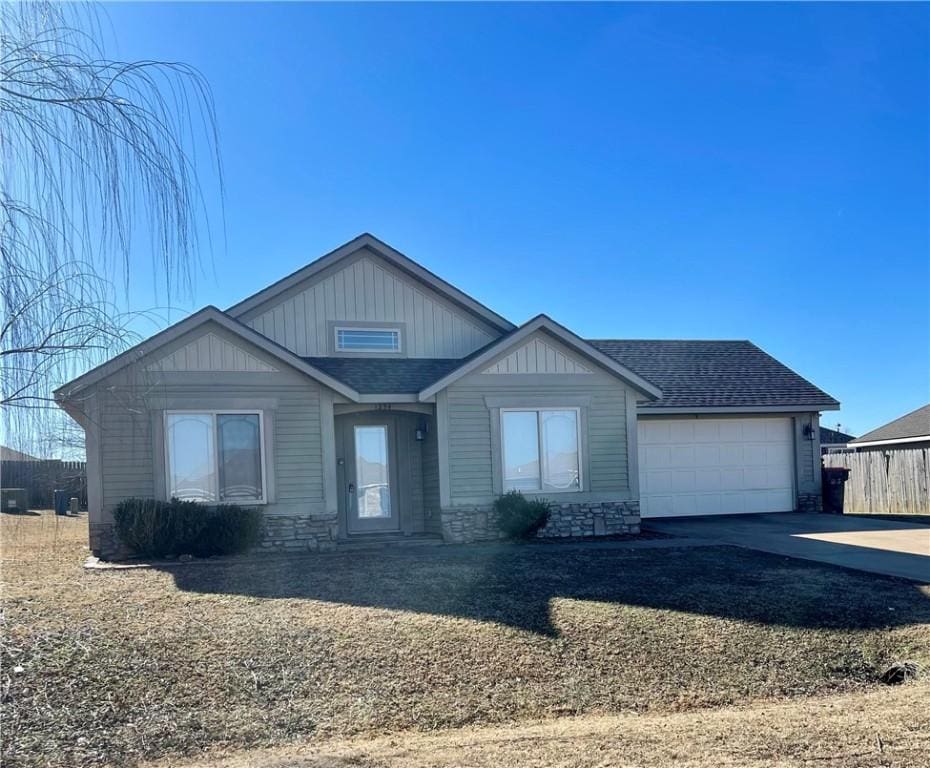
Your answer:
[643,513,930,584]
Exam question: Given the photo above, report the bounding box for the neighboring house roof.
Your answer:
[418,315,664,401]
[225,233,516,334]
[0,446,41,461]
[54,307,362,402]
[306,357,463,394]
[589,340,840,412]
[820,426,856,445]
[849,404,930,448]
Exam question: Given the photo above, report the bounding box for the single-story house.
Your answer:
[819,426,856,454]
[55,234,839,558]
[848,404,930,452]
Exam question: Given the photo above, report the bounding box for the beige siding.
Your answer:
[445,369,633,506]
[240,250,500,357]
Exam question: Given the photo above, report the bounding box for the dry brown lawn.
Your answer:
[2,511,929,768]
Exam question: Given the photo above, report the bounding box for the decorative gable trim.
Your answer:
[54,306,361,402]
[147,333,278,373]
[482,337,593,375]
[418,315,663,401]
[225,233,515,333]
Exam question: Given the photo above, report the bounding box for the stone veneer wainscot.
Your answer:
[440,500,640,544]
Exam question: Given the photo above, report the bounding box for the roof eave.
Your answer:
[638,403,840,414]
[53,307,362,403]
[848,434,930,448]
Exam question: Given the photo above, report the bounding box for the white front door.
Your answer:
[638,417,795,518]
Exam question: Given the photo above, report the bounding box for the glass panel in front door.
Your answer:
[354,425,392,518]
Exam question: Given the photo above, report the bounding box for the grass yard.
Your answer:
[2,512,929,768]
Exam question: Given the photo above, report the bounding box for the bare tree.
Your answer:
[1,1,222,456]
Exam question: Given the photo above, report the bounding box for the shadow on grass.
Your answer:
[159,543,930,636]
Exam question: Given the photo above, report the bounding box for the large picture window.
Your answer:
[165,412,266,503]
[501,408,581,493]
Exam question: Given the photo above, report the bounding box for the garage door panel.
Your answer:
[672,470,696,492]
[744,445,768,466]
[695,469,722,491]
[670,421,695,442]
[719,421,743,441]
[639,418,795,518]
[669,445,694,467]
[694,445,720,466]
[694,421,720,441]
[719,445,743,466]
[644,469,673,494]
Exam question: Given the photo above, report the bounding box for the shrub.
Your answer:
[113,498,262,558]
[194,504,263,557]
[494,491,550,539]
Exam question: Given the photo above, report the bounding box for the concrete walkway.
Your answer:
[644,513,930,584]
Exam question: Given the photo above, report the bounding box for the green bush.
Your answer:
[494,491,550,539]
[113,498,262,558]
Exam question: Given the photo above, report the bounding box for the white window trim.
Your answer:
[164,410,269,505]
[500,407,583,494]
[334,326,403,354]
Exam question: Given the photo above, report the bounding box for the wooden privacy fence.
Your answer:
[823,449,930,515]
[0,460,87,510]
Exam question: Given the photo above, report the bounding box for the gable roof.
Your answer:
[849,404,930,447]
[589,340,839,412]
[225,233,516,333]
[54,307,361,401]
[418,315,664,401]
[820,426,856,445]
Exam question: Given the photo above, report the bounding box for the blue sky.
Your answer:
[105,2,927,435]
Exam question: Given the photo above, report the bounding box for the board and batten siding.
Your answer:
[237,250,501,358]
[443,334,636,506]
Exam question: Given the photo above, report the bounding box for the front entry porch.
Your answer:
[333,406,441,540]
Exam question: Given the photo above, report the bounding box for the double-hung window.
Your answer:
[501,408,581,493]
[165,411,266,503]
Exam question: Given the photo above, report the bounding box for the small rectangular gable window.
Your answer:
[335,327,401,353]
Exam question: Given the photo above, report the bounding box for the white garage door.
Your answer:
[638,417,795,518]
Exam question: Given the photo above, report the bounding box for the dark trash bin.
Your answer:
[822,466,850,514]
[53,489,70,516]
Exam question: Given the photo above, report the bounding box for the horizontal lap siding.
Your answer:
[98,382,323,511]
[101,396,153,507]
[447,374,630,504]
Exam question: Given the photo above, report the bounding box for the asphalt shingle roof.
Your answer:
[588,340,839,410]
[850,404,930,445]
[820,426,856,445]
[305,357,463,394]
[306,340,839,411]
